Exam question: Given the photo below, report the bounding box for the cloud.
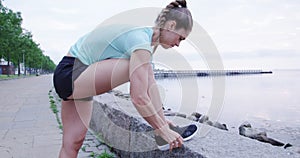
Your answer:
[4,0,300,69]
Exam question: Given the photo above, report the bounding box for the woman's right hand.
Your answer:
[155,125,184,151]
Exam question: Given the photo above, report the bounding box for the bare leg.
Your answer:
[70,59,130,99]
[59,59,130,157]
[59,100,93,158]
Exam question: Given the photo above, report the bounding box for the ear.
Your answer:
[165,20,177,30]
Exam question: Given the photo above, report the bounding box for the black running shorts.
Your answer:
[53,56,92,101]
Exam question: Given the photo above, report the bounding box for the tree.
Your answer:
[0,3,22,76]
[0,2,56,76]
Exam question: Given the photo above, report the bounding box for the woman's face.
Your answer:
[159,27,190,49]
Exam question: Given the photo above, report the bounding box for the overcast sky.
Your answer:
[3,0,300,70]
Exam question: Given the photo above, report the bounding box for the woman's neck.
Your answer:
[151,27,160,47]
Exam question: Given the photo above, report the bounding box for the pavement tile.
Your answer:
[0,122,13,130]
[11,120,36,129]
[0,75,62,157]
[33,135,61,147]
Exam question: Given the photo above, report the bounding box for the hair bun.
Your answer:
[166,0,187,9]
[177,0,187,8]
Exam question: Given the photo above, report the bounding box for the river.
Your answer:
[116,69,300,147]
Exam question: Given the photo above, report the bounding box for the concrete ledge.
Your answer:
[90,93,298,158]
[90,93,204,158]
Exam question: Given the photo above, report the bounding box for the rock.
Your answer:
[199,115,209,123]
[212,121,228,131]
[175,112,187,118]
[85,147,99,152]
[163,111,186,118]
[283,143,292,149]
[187,115,199,122]
[191,112,202,119]
[239,122,287,147]
[165,109,228,131]
[239,122,265,138]
[164,111,176,116]
[190,113,228,131]
[203,120,213,126]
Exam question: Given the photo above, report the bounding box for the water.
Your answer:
[116,70,300,146]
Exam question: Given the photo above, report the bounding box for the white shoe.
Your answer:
[155,124,198,151]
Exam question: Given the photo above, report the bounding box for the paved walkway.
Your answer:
[0,75,61,158]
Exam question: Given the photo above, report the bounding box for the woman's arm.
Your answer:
[129,49,183,151]
[147,65,168,123]
[129,49,166,129]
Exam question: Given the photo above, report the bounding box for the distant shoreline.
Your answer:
[154,69,273,78]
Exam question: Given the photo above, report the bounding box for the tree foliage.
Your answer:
[0,1,56,75]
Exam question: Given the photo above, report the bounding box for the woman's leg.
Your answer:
[59,100,93,158]
[59,59,130,158]
[70,59,130,99]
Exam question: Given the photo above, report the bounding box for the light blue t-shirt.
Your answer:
[69,24,153,65]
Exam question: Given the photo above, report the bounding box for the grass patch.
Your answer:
[96,150,115,158]
[0,75,19,79]
[49,89,63,131]
[88,150,115,158]
[0,74,37,80]
[81,146,86,152]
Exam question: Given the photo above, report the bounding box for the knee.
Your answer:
[63,131,87,151]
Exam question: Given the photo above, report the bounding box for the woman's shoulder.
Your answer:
[93,24,151,34]
[127,26,153,37]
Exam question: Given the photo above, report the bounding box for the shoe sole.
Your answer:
[156,124,198,151]
[157,144,170,151]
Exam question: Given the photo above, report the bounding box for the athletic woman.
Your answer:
[53,0,193,157]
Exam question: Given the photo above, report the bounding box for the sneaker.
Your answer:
[170,124,198,141]
[155,124,198,151]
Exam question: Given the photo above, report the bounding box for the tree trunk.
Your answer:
[17,56,20,76]
[7,52,10,77]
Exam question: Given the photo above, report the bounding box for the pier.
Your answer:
[154,69,272,78]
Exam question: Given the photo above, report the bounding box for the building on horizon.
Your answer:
[0,58,15,75]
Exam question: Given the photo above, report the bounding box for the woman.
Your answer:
[53,0,194,157]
